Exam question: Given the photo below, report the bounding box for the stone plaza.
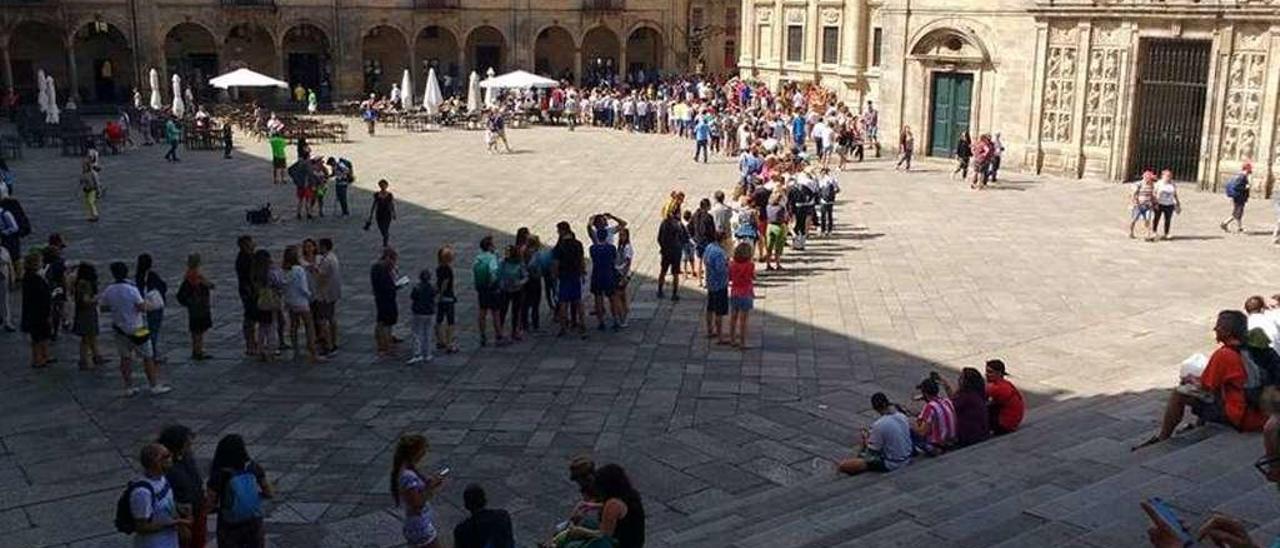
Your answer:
[1,121,1278,546]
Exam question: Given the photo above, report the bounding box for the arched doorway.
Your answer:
[534,27,574,81]
[73,22,134,104]
[415,26,459,95]
[164,22,218,102]
[8,21,67,104]
[224,23,276,74]
[907,27,989,158]
[362,25,409,95]
[582,26,620,87]
[283,24,332,101]
[625,27,663,84]
[465,26,506,76]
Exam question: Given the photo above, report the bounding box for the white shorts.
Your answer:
[114,331,155,360]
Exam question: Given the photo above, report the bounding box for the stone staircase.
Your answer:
[648,391,1274,548]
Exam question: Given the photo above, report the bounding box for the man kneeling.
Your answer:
[838,393,913,475]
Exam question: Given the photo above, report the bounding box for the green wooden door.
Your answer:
[928,73,973,157]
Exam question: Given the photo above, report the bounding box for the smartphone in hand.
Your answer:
[1143,497,1193,547]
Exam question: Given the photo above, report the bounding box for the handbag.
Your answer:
[144,289,164,311]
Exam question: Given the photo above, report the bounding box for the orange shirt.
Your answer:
[1202,345,1267,432]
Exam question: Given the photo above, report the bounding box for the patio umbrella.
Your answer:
[149,68,162,110]
[466,71,480,112]
[422,68,443,116]
[400,69,413,111]
[44,75,59,124]
[484,67,497,107]
[35,70,48,114]
[171,74,185,117]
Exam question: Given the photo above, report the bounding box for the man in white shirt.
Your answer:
[128,443,187,548]
[709,191,733,235]
[99,261,171,397]
[1246,295,1280,355]
[838,393,913,475]
[315,238,342,354]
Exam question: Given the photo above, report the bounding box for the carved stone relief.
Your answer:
[1041,45,1078,143]
[820,8,840,25]
[1222,47,1266,162]
[1084,47,1122,147]
[784,8,805,25]
[755,6,772,24]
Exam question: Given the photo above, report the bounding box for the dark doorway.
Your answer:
[288,53,322,93]
[475,46,500,73]
[1128,39,1211,182]
[93,59,118,103]
[928,72,973,157]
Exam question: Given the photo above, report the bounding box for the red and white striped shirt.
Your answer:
[919,396,957,446]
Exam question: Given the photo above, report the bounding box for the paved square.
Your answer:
[1,121,1278,546]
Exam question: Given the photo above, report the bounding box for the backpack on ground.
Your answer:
[220,467,263,524]
[114,480,164,534]
[246,204,272,225]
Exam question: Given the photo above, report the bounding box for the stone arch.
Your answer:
[415,25,461,82]
[908,22,993,66]
[464,25,507,76]
[9,20,68,103]
[71,21,135,103]
[224,22,277,75]
[164,21,219,100]
[362,24,410,95]
[282,23,332,99]
[533,26,574,80]
[582,25,621,86]
[625,24,663,81]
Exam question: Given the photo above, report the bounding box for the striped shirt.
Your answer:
[919,396,957,446]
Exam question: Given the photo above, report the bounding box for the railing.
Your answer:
[220,0,275,7]
[582,0,624,10]
[0,0,55,5]
[414,0,459,8]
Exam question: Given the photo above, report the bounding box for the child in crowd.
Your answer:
[408,268,436,364]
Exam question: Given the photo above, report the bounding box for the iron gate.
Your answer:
[1129,40,1211,181]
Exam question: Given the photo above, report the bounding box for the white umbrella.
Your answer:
[149,68,162,110]
[484,67,497,107]
[422,68,443,116]
[466,71,480,112]
[400,69,413,111]
[171,74,185,117]
[208,68,289,89]
[479,70,561,90]
[44,75,59,124]
[35,69,47,113]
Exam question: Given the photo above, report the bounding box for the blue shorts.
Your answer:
[682,242,696,261]
[730,296,753,312]
[1132,204,1152,220]
[558,275,582,303]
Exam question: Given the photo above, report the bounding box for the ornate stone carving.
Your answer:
[784,8,805,25]
[1092,21,1126,47]
[1049,23,1079,46]
[1041,45,1077,143]
[755,6,772,24]
[1222,51,1266,161]
[820,8,840,25]
[1235,25,1269,52]
[1083,47,1121,147]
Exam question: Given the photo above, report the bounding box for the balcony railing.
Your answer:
[415,0,459,8]
[582,0,624,10]
[220,0,275,7]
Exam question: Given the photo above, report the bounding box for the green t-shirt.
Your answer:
[269,137,286,160]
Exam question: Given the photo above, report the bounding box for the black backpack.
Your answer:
[1241,336,1280,409]
[114,480,165,534]
[3,200,31,237]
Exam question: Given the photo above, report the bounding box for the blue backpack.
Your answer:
[1226,176,1249,200]
[220,466,262,524]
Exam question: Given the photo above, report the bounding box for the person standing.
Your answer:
[125,444,188,548]
[863,101,879,156]
[1129,170,1156,240]
[656,211,686,301]
[434,246,459,354]
[101,261,172,396]
[764,194,788,271]
[895,126,914,171]
[408,268,436,364]
[81,156,101,222]
[951,132,972,180]
[268,133,287,185]
[136,253,168,363]
[0,197,20,270]
[72,262,105,369]
[306,89,317,114]
[250,250,281,362]
[163,116,181,162]
[20,253,51,368]
[693,116,711,163]
[817,167,840,237]
[157,425,206,548]
[588,231,620,332]
[207,435,272,548]
[1221,163,1252,233]
[703,233,730,345]
[367,179,397,248]
[552,223,586,336]
[564,94,579,131]
[371,248,401,357]
[987,133,1005,182]
[496,245,528,342]
[314,238,341,354]
[328,157,354,217]
[176,254,213,362]
[221,122,233,160]
[0,244,13,332]
[727,242,755,349]
[390,434,445,548]
[1153,169,1181,241]
[235,236,257,357]
[472,236,503,346]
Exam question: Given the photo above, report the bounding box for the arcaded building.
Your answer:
[0,0,739,104]
[742,0,1280,190]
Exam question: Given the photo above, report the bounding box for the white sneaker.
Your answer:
[424,355,435,363]
[123,387,142,398]
[407,356,425,365]
[149,384,173,396]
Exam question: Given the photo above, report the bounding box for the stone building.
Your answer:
[736,0,881,106]
[742,0,1280,190]
[0,0,737,104]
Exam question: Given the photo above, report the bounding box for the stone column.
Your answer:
[739,4,755,72]
[846,0,866,71]
[619,38,627,81]
[807,0,819,78]
[574,48,583,85]
[1,45,13,92]
[1028,22,1050,174]
[66,37,81,102]
[1068,21,1091,179]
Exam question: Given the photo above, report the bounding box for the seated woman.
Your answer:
[940,368,992,448]
[552,463,643,548]
[1135,310,1269,450]
[542,456,601,548]
[911,377,957,456]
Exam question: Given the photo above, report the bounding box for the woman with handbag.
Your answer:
[136,253,168,363]
[176,254,214,361]
[249,250,282,362]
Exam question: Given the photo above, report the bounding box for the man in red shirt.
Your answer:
[985,359,1024,435]
[1136,310,1268,450]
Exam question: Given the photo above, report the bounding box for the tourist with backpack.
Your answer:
[1135,310,1269,450]
[207,434,272,548]
[496,244,528,342]
[327,157,354,216]
[473,236,503,346]
[115,443,188,547]
[1221,163,1252,233]
[157,425,206,548]
[175,254,214,362]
